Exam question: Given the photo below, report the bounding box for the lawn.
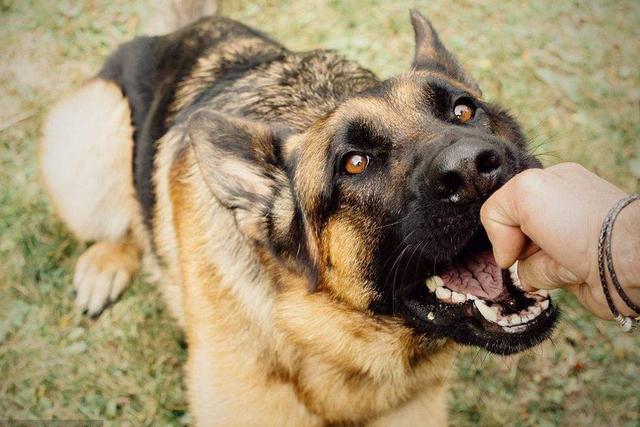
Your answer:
[1,0,638,425]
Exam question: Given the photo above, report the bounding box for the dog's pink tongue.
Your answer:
[440,251,505,301]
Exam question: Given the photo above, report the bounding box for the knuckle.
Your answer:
[552,162,586,174]
[513,168,544,191]
[509,169,545,225]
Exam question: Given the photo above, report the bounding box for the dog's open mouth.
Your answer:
[401,248,557,355]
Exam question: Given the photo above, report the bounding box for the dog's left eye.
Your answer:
[343,152,369,175]
[454,102,475,123]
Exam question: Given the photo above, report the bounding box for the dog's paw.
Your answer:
[73,241,139,317]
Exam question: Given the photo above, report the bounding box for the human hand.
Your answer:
[480,162,640,319]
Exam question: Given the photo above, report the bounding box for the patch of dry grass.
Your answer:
[1,1,638,425]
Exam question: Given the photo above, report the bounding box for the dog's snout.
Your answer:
[428,138,504,203]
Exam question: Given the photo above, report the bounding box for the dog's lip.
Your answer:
[399,261,557,355]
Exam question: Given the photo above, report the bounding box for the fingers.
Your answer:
[480,177,528,268]
[517,250,581,291]
[517,250,616,320]
[483,164,625,285]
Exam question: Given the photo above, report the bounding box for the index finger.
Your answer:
[480,177,529,268]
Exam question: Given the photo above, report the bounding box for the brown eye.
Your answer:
[454,103,475,123]
[344,153,369,175]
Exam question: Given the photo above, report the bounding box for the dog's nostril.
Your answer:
[436,171,463,199]
[476,150,502,175]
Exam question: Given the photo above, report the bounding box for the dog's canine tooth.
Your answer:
[540,300,550,311]
[425,276,443,292]
[490,305,500,316]
[465,293,477,301]
[474,300,498,322]
[508,261,522,288]
[435,287,451,300]
[508,262,517,276]
[529,305,541,317]
[451,291,466,303]
[498,318,509,327]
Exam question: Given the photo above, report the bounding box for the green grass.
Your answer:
[1,1,639,425]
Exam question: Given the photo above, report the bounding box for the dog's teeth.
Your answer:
[509,261,522,288]
[518,309,533,323]
[425,276,444,292]
[451,291,466,304]
[465,293,477,301]
[498,318,509,326]
[530,305,541,317]
[540,300,550,311]
[474,300,498,322]
[503,324,528,333]
[435,287,451,300]
[509,314,522,325]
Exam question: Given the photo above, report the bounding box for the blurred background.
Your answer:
[1,0,638,425]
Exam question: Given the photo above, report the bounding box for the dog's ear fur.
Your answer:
[409,9,481,95]
[187,109,295,244]
[187,109,323,289]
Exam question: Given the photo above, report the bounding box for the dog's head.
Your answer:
[187,10,557,356]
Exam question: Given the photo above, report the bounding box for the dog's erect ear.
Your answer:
[409,9,481,94]
[187,109,296,245]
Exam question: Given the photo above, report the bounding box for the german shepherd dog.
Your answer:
[40,4,557,425]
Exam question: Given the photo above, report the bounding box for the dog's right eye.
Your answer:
[453,97,476,123]
[343,152,369,175]
[454,102,475,123]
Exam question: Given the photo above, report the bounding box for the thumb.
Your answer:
[518,250,582,291]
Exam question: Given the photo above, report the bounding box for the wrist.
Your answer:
[612,199,640,291]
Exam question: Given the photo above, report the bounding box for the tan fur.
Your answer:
[322,214,378,310]
[73,237,140,316]
[40,79,142,315]
[40,79,136,243]
[148,125,191,326]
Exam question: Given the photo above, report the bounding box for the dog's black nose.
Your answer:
[429,138,503,203]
